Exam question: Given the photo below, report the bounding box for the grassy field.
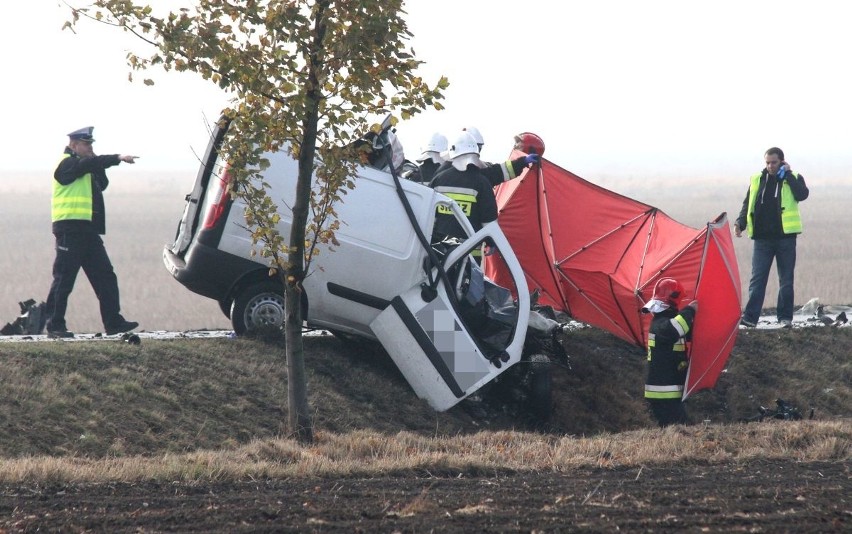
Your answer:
[0,172,849,333]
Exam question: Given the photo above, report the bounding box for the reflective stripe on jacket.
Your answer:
[51,153,93,222]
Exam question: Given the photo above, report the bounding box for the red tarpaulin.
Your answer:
[484,155,741,399]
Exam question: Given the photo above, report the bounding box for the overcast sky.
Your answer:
[3,1,851,183]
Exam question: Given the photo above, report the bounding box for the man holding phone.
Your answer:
[734,147,809,328]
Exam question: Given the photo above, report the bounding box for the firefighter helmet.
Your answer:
[417,132,448,162]
[462,126,484,147]
[448,132,484,171]
[652,278,686,307]
[514,132,545,156]
[449,132,480,159]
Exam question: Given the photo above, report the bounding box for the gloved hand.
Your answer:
[687,300,698,312]
[777,165,787,180]
[524,153,540,165]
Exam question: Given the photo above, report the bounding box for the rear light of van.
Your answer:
[202,166,233,230]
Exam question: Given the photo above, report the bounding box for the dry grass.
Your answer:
[0,173,849,334]
[0,421,847,484]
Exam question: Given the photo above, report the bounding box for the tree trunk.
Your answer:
[283,4,329,443]
[284,284,312,443]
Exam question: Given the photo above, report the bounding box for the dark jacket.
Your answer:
[428,163,498,241]
[645,304,697,400]
[416,159,441,184]
[736,170,809,240]
[53,148,121,235]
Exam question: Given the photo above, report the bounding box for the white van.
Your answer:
[163,118,531,410]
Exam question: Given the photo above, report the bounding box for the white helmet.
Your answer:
[416,132,448,163]
[449,132,479,158]
[449,132,484,170]
[462,126,484,147]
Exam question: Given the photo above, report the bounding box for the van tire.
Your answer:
[231,281,286,336]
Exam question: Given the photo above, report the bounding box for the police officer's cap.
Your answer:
[68,126,95,143]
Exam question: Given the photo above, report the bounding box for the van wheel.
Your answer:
[231,281,286,336]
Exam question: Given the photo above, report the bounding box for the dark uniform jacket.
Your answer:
[645,305,697,400]
[428,163,498,241]
[53,148,121,235]
[416,159,441,184]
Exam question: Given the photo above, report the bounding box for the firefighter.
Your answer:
[410,132,447,184]
[641,277,698,427]
[428,131,499,246]
[43,126,139,338]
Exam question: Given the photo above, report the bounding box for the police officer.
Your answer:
[44,126,139,338]
[641,278,698,427]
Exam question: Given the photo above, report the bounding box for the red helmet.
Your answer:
[514,132,545,156]
[652,278,686,307]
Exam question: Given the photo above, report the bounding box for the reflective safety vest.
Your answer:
[745,172,803,237]
[51,154,93,222]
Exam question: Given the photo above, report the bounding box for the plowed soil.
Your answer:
[1,459,848,532]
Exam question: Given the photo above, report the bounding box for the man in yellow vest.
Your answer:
[43,127,139,338]
[734,147,809,329]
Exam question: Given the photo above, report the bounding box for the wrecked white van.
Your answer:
[163,118,530,411]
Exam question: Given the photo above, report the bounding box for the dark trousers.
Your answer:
[743,237,797,323]
[648,399,688,427]
[44,232,122,331]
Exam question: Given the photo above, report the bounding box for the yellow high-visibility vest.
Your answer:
[51,154,93,222]
[745,172,803,237]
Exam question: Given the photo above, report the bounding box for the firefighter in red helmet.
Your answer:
[641,277,698,427]
[513,132,545,157]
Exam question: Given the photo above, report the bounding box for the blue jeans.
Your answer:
[742,237,797,323]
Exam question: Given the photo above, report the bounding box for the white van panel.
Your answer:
[213,147,438,333]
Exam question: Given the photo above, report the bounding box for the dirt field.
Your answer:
[1,459,848,532]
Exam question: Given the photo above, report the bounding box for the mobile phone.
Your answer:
[777,162,787,179]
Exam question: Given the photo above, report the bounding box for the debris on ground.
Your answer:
[0,299,45,336]
[743,398,814,422]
